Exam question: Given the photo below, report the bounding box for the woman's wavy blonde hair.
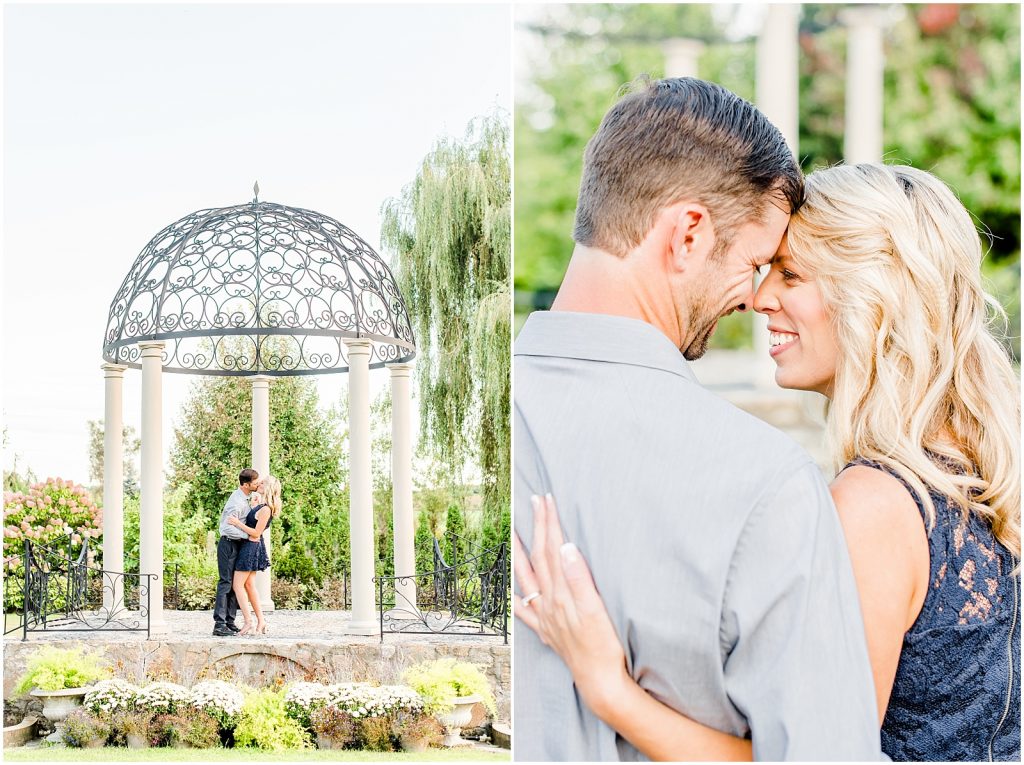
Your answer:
[261,475,282,518]
[787,163,1020,558]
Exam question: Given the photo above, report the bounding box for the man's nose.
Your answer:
[734,281,756,313]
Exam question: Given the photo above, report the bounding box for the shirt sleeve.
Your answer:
[219,494,249,540]
[720,460,883,761]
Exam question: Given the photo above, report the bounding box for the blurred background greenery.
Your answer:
[514,3,1020,360]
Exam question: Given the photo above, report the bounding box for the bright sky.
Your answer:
[2,3,511,484]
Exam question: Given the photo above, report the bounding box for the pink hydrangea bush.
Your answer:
[3,477,102,568]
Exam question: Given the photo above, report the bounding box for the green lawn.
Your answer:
[3,746,509,762]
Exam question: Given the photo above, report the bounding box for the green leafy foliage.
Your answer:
[233,688,311,750]
[61,708,110,747]
[14,646,111,694]
[441,505,468,564]
[414,511,436,575]
[402,658,496,716]
[380,113,511,542]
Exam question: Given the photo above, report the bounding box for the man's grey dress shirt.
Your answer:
[219,489,250,540]
[513,311,881,762]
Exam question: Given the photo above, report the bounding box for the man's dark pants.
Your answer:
[214,536,243,628]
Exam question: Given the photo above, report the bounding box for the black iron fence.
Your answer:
[373,532,509,643]
[4,536,155,640]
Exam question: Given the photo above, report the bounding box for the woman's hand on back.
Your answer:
[513,494,630,718]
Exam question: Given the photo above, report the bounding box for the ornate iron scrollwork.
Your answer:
[373,533,509,643]
[102,200,416,375]
[14,537,155,639]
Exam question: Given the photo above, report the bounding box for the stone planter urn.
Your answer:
[400,732,431,752]
[29,688,87,724]
[316,733,341,750]
[126,733,150,749]
[438,694,480,747]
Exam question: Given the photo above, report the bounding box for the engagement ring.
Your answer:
[521,591,542,607]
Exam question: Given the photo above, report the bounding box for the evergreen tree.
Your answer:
[414,510,436,575]
[442,504,468,565]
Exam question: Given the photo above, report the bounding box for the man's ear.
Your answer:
[667,203,715,273]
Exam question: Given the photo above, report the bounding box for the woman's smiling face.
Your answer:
[753,237,839,397]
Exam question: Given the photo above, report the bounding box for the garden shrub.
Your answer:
[151,713,189,747]
[309,705,358,748]
[270,579,306,610]
[179,708,222,748]
[108,709,155,745]
[61,708,110,747]
[84,679,142,716]
[177,574,217,610]
[3,478,101,611]
[402,658,496,715]
[139,681,190,714]
[359,714,396,752]
[13,646,110,694]
[274,545,321,587]
[189,680,244,729]
[313,575,347,610]
[233,688,310,750]
[283,682,330,730]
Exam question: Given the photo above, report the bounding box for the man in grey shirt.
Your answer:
[513,78,881,760]
[212,468,260,636]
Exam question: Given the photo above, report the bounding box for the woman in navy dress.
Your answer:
[515,165,1019,760]
[227,474,281,636]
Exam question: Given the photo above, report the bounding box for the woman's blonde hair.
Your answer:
[262,475,282,518]
[787,163,1020,558]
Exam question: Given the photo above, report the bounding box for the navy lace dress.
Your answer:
[234,504,271,572]
[853,461,1020,761]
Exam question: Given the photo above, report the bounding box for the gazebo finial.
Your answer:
[253,180,260,203]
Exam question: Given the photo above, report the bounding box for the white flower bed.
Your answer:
[324,683,424,718]
[83,679,142,715]
[189,680,244,721]
[139,681,191,714]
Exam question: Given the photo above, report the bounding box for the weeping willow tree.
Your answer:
[380,112,511,542]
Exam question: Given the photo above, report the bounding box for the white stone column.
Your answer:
[101,363,126,613]
[344,338,377,634]
[388,362,416,611]
[139,341,168,634]
[250,375,274,613]
[662,37,705,79]
[754,3,801,387]
[842,6,890,163]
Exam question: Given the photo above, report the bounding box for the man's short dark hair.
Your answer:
[239,468,259,486]
[573,76,804,257]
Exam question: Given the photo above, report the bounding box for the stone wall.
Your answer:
[3,638,511,721]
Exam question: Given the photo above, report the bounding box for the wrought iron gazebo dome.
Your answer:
[103,199,416,376]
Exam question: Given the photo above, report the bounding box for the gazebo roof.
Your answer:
[102,198,416,376]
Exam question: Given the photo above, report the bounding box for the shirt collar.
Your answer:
[515,310,701,385]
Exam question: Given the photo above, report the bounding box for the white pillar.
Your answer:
[842,6,890,163]
[754,3,801,387]
[101,363,126,613]
[388,362,416,611]
[139,341,168,634]
[344,338,377,634]
[250,375,274,613]
[662,38,705,79]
